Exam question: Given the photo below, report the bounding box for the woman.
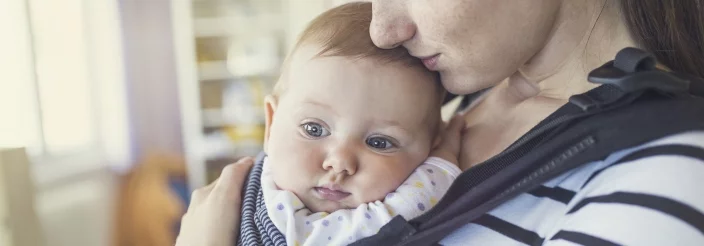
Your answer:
[177,0,704,245]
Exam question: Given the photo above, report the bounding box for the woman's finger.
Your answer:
[176,157,253,246]
[212,157,255,205]
[188,180,217,211]
[191,180,216,203]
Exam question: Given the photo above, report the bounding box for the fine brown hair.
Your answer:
[295,2,423,67]
[274,2,438,96]
[621,0,704,78]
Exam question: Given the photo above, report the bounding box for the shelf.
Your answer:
[201,132,263,160]
[198,60,233,81]
[177,0,318,190]
[201,108,227,128]
[193,17,239,37]
[197,60,281,82]
[201,108,266,128]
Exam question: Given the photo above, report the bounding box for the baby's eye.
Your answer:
[366,136,396,150]
[301,122,330,138]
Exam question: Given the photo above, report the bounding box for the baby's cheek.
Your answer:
[270,164,302,185]
[355,167,409,203]
[268,153,320,193]
[268,134,324,188]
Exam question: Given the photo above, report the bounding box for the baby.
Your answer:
[238,2,461,246]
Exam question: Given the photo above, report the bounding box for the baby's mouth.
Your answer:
[314,186,351,201]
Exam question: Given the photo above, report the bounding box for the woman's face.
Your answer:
[370,0,561,95]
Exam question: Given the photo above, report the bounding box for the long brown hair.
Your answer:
[621,0,704,78]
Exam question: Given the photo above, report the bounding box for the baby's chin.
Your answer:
[302,193,388,214]
[303,197,354,214]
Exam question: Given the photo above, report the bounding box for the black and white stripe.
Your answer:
[581,144,704,189]
[527,185,576,205]
[441,132,704,245]
[473,215,544,245]
[549,230,619,246]
[237,154,287,246]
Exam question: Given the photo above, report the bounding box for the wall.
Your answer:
[120,0,185,160]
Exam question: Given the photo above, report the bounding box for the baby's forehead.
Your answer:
[288,52,437,97]
[280,45,439,90]
[281,52,443,127]
[288,45,435,83]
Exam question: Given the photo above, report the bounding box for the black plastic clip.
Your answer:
[569,47,691,111]
[587,47,690,94]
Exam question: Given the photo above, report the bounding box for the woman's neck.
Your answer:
[513,0,639,102]
[487,0,640,122]
[459,0,640,169]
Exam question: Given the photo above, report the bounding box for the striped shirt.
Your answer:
[440,131,704,245]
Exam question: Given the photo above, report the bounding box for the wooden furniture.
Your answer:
[113,154,187,246]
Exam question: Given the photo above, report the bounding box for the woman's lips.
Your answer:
[314,187,351,201]
[420,54,440,70]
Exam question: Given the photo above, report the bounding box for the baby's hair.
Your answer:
[273,2,442,97]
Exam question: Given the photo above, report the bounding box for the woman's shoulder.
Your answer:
[542,130,704,190]
[627,130,704,152]
[552,130,704,245]
[439,131,704,245]
[584,130,704,189]
[568,130,704,203]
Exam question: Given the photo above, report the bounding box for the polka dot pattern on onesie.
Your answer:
[262,158,458,245]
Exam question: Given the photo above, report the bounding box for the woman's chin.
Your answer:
[440,71,497,95]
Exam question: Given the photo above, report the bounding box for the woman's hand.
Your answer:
[430,115,465,166]
[175,157,254,246]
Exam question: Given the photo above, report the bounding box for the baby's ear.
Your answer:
[263,95,278,152]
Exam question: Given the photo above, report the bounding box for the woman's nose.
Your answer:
[322,145,358,176]
[369,1,416,49]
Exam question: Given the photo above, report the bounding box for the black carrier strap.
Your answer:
[351,47,704,246]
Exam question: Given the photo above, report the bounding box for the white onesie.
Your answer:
[261,157,461,246]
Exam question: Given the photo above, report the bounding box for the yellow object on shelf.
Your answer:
[222,124,265,144]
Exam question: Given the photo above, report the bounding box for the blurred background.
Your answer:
[0,0,364,245]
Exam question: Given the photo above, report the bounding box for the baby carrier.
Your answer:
[350,47,704,245]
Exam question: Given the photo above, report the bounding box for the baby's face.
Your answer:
[264,46,442,213]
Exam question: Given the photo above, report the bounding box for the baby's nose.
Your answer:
[322,147,358,176]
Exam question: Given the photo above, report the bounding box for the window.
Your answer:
[0,0,130,184]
